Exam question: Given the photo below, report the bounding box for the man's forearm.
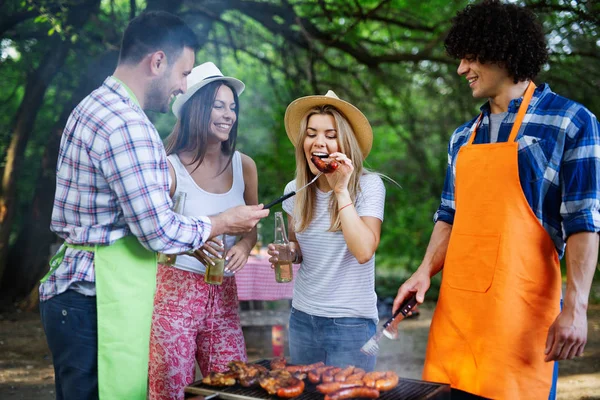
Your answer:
[419,221,453,277]
[564,232,599,313]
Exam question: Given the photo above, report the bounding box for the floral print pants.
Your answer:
[148,265,247,400]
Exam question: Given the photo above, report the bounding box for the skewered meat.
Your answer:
[311,155,339,174]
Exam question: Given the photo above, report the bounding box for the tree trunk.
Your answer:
[0,51,119,302]
[0,0,189,303]
[0,0,101,285]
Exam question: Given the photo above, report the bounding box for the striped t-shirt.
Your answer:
[282,173,385,322]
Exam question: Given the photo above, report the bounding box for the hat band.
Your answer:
[200,75,224,81]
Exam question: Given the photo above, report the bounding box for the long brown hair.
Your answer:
[165,81,239,173]
[293,105,365,232]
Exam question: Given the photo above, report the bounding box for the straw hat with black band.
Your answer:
[284,90,373,159]
[172,61,245,119]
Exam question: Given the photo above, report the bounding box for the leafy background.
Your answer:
[0,0,599,306]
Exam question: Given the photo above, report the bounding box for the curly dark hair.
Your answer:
[444,0,548,83]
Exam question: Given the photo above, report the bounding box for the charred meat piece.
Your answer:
[201,371,237,387]
[228,361,268,387]
[270,357,287,370]
[259,370,305,398]
[311,155,339,174]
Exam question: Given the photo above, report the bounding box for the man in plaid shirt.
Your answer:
[393,1,599,399]
[39,11,268,400]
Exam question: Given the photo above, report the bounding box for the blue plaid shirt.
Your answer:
[434,84,600,257]
[40,77,212,301]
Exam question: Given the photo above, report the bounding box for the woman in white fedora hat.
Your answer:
[267,91,385,371]
[148,62,257,400]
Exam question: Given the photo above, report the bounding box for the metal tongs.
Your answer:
[264,172,322,209]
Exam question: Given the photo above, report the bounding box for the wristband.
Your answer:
[338,202,353,212]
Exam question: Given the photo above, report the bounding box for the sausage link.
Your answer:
[277,378,305,398]
[285,361,324,373]
[321,367,342,383]
[333,366,355,382]
[308,366,333,384]
[375,371,399,392]
[345,369,365,382]
[316,382,362,394]
[324,387,380,400]
[362,371,386,387]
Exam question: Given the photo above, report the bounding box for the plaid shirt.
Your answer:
[40,77,211,301]
[435,84,600,257]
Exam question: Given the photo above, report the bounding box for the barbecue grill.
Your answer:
[184,359,450,400]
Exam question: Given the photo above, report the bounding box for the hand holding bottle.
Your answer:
[268,211,294,283]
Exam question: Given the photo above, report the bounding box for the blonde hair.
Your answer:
[293,105,366,232]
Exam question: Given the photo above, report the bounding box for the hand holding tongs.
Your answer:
[264,172,322,209]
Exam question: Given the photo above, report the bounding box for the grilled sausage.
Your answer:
[345,369,365,382]
[375,371,399,392]
[362,371,387,387]
[321,367,342,383]
[285,361,324,373]
[333,366,355,382]
[324,387,380,400]
[310,155,339,174]
[277,377,305,398]
[316,382,362,394]
[308,366,335,384]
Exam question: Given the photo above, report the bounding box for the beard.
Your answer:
[145,74,171,113]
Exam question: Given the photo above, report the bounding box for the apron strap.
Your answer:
[41,242,97,283]
[466,80,537,145]
[508,81,537,143]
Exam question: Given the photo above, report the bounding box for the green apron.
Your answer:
[43,236,157,399]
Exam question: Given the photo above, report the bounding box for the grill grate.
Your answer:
[185,360,450,400]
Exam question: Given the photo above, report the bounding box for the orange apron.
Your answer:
[423,82,561,399]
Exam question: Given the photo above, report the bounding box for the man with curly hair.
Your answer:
[393,1,599,398]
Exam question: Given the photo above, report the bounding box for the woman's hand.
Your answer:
[324,152,354,193]
[224,242,252,273]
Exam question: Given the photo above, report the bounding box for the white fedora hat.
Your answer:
[172,61,245,118]
[284,90,373,158]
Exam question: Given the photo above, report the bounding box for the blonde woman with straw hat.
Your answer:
[267,91,385,371]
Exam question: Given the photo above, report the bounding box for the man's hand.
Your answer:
[210,204,269,236]
[544,308,588,361]
[392,269,430,315]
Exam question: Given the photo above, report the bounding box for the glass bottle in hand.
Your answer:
[157,192,187,266]
[205,234,227,285]
[273,211,293,283]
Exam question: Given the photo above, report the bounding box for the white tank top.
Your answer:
[168,151,246,275]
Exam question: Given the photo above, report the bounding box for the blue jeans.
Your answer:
[288,307,377,371]
[40,290,98,400]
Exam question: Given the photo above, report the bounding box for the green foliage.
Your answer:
[1,0,599,299]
